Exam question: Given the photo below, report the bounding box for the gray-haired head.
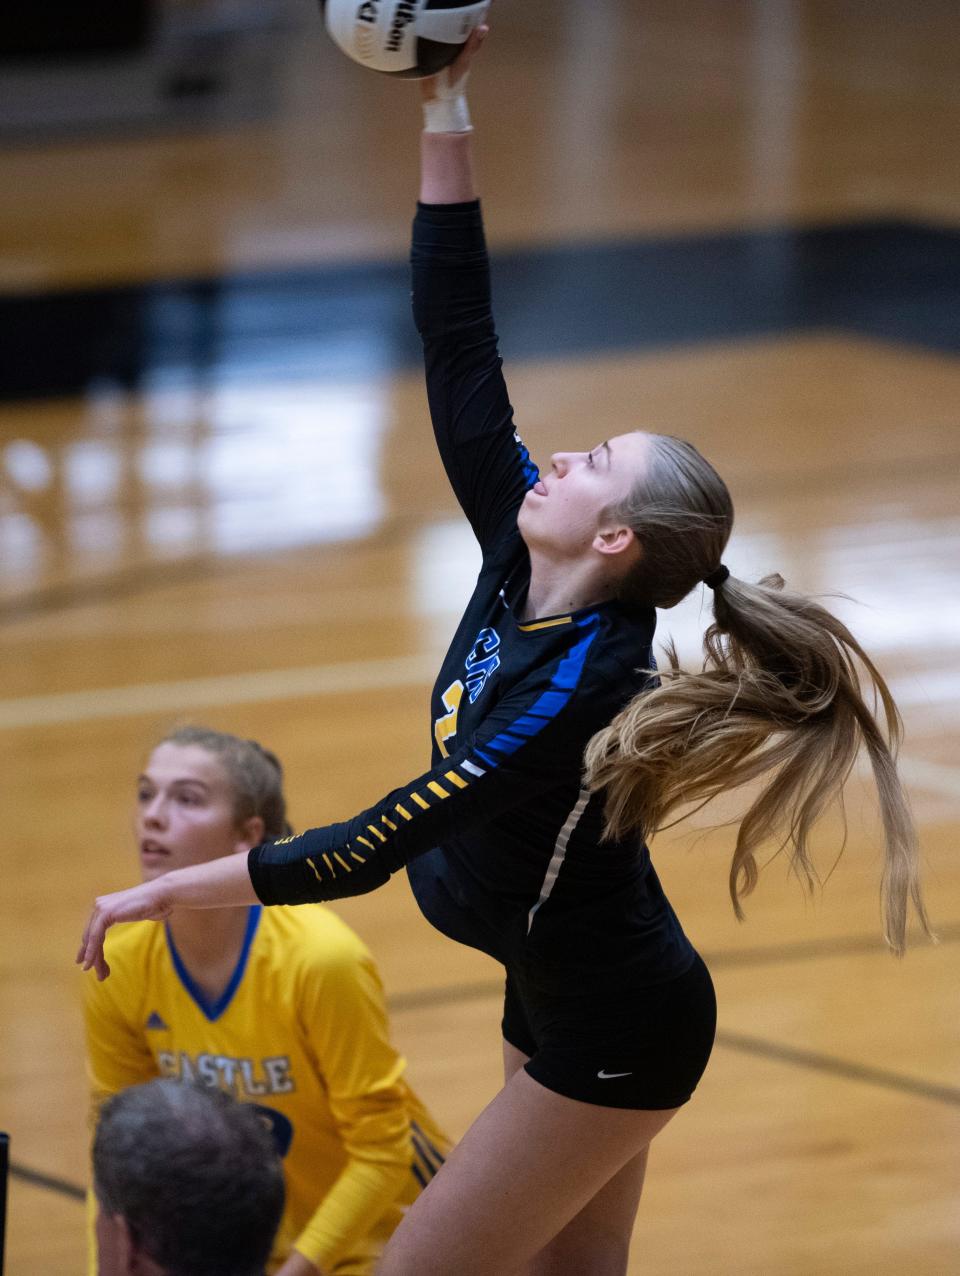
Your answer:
[93,1079,284,1276]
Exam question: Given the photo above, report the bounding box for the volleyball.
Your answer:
[320,1,488,78]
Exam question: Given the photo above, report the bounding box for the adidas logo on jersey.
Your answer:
[145,1011,169,1031]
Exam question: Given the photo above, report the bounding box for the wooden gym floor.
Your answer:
[1,2,958,1271]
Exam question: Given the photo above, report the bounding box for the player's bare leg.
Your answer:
[501,1040,652,1276]
[377,1059,676,1276]
[523,1148,649,1276]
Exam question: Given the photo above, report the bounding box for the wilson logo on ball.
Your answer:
[386,2,418,53]
[321,0,488,79]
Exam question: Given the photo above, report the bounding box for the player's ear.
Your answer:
[96,1206,139,1274]
[126,1218,164,1274]
[123,1219,153,1273]
[234,815,266,853]
[592,523,636,559]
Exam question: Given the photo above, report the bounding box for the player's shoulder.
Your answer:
[103,919,165,962]
[257,906,384,1008]
[584,604,657,680]
[551,605,657,729]
[261,904,373,971]
[84,922,164,1009]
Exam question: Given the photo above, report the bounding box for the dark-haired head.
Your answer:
[93,1079,284,1276]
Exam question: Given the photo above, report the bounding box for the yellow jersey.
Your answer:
[84,904,448,1274]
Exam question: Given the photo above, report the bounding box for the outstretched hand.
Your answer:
[77,879,173,981]
[420,21,489,107]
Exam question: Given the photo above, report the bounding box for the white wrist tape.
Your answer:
[422,92,472,134]
[422,61,472,133]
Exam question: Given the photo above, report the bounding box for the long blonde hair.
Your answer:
[584,434,931,954]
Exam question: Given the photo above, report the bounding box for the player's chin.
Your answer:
[517,493,538,533]
[518,502,554,551]
[139,855,174,882]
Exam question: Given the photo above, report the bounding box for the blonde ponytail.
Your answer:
[585,572,931,954]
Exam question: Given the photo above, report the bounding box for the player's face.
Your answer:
[518,430,650,558]
[134,743,249,882]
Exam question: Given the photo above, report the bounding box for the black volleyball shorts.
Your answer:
[502,952,717,1110]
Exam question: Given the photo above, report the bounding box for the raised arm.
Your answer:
[413,30,540,553]
[420,129,477,205]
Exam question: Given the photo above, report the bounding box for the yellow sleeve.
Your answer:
[291,941,415,1271]
[83,958,158,1112]
[83,947,159,1276]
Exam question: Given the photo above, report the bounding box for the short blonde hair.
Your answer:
[156,726,290,839]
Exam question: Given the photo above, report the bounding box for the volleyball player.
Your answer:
[83,727,448,1276]
[79,30,930,1275]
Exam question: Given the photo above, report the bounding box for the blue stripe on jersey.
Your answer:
[411,1126,445,1172]
[411,1120,447,1168]
[514,434,539,489]
[411,1133,441,1179]
[473,615,601,766]
[166,904,262,1022]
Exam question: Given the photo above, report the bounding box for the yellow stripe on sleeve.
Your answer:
[381,814,398,831]
[305,857,323,881]
[444,770,468,790]
[427,780,450,800]
[367,824,387,843]
[322,852,335,876]
[332,852,351,872]
[356,835,375,850]
[411,792,430,810]
[350,851,367,864]
[395,803,413,821]
[517,615,573,632]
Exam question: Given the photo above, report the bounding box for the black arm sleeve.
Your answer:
[247,622,618,906]
[412,201,539,553]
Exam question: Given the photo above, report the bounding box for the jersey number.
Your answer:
[434,680,464,759]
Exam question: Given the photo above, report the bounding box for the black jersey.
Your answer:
[249,202,694,989]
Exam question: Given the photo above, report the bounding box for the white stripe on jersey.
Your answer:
[526,787,592,934]
[462,760,486,777]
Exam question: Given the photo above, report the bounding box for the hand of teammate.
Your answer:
[76,879,173,981]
